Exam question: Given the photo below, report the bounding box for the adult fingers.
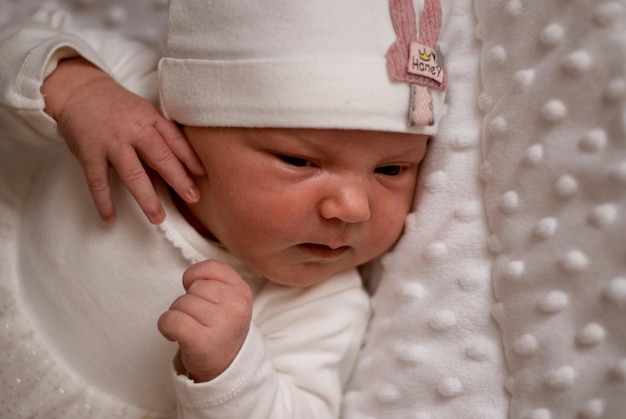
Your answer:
[109,148,165,224]
[156,119,206,176]
[80,157,116,223]
[136,128,201,205]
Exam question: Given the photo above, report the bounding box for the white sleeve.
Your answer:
[171,271,371,419]
[0,9,160,145]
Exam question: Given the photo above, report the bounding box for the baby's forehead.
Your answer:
[185,126,428,159]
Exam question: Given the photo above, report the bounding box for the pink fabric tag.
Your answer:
[386,0,447,91]
[408,42,444,84]
[386,0,446,127]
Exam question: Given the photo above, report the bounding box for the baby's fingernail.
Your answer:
[185,187,200,203]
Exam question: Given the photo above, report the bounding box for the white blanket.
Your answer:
[476,2,626,418]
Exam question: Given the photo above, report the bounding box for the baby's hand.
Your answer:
[41,57,205,224]
[158,260,254,383]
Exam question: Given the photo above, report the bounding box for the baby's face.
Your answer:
[183,127,428,287]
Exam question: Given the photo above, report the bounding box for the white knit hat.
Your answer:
[158,0,446,134]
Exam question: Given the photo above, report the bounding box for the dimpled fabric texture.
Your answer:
[476,1,626,418]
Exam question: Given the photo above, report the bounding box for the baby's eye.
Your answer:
[375,165,402,176]
[278,155,310,167]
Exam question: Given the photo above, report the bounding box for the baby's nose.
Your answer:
[319,178,371,223]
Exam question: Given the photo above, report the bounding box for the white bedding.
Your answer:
[476,2,626,418]
[1,0,624,418]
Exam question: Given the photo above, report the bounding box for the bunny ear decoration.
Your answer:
[387,0,447,126]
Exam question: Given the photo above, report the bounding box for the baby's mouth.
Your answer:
[298,243,349,259]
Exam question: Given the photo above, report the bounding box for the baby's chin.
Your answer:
[257,263,351,289]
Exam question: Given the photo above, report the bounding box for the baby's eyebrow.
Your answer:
[384,143,428,160]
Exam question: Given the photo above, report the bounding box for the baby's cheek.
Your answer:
[368,221,404,258]
[381,203,409,235]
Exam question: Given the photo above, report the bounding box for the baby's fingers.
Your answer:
[157,306,208,346]
[110,149,165,224]
[157,306,238,382]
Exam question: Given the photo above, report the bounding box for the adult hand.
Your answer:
[41,57,205,224]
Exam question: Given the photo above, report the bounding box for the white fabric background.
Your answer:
[0,0,167,47]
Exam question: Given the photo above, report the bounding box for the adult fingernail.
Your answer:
[151,207,166,224]
[186,187,200,203]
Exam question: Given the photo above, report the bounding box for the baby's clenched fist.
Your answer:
[158,259,253,382]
